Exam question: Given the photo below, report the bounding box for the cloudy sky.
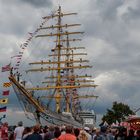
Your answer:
[0,0,140,126]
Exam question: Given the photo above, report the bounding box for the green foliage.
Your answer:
[102,101,135,125]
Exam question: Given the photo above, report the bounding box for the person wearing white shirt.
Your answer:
[14,121,24,140]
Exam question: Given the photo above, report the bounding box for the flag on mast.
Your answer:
[1,63,11,72]
[3,82,11,87]
[0,106,7,112]
[0,98,8,104]
[2,90,10,96]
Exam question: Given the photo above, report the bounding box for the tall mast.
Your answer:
[55,6,62,113]
[26,6,97,114]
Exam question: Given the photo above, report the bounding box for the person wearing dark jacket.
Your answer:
[25,124,42,140]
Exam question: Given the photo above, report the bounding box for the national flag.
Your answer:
[3,82,11,87]
[0,98,8,104]
[1,63,11,72]
[2,90,10,96]
[0,106,7,112]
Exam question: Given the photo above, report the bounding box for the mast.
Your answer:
[55,6,62,113]
[26,6,97,114]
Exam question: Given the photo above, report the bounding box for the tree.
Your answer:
[102,101,135,125]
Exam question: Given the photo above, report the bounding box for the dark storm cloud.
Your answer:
[122,1,140,22]
[22,0,52,8]
[96,0,124,20]
[1,0,140,124]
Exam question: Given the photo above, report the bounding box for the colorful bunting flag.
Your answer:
[1,63,11,72]
[2,90,10,96]
[17,61,20,64]
[19,52,23,54]
[3,82,11,87]
[0,106,7,112]
[14,67,19,70]
[11,55,22,58]
[0,98,8,104]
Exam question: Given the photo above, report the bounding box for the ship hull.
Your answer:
[9,75,83,127]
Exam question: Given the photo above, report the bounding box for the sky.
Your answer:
[0,0,140,126]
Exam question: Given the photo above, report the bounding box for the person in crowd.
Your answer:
[126,129,136,140]
[79,130,88,140]
[74,128,80,140]
[14,121,24,140]
[59,125,76,140]
[99,126,114,140]
[92,128,101,140]
[9,125,16,140]
[1,122,8,140]
[53,128,61,140]
[136,130,140,140]
[22,127,32,140]
[40,126,48,140]
[83,127,92,140]
[24,124,42,140]
[60,125,66,135]
[44,125,55,140]
[115,127,127,140]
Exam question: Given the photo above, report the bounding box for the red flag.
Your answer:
[1,63,11,72]
[0,106,7,112]
[2,91,10,96]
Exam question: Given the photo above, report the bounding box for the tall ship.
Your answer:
[9,6,98,127]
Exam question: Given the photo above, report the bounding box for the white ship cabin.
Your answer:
[78,110,96,127]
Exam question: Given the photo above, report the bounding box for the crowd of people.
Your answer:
[0,121,140,140]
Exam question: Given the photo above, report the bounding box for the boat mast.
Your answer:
[25,6,98,114]
[55,6,62,113]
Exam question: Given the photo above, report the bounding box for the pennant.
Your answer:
[17,61,20,64]
[0,106,7,112]
[28,37,32,41]
[19,52,23,54]
[11,55,22,58]
[14,67,19,70]
[23,43,28,45]
[2,90,10,96]
[3,82,11,87]
[20,44,22,48]
[28,32,33,36]
[0,98,8,104]
[16,64,20,66]
[1,63,11,72]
